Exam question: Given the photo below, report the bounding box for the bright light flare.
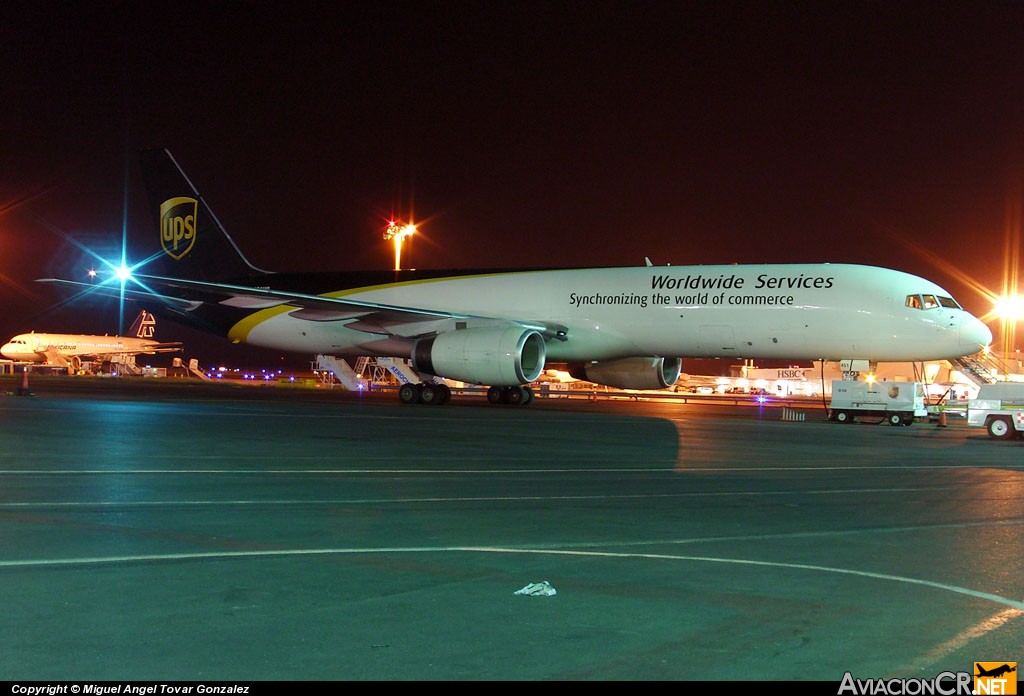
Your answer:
[991,293,1024,354]
[384,220,416,271]
[993,294,1024,322]
[886,181,1022,355]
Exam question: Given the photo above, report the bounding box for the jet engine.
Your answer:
[568,356,682,390]
[412,327,546,386]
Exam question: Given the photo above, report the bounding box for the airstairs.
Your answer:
[167,357,211,379]
[111,355,144,376]
[186,358,211,380]
[314,355,367,390]
[313,355,450,390]
[950,352,1012,386]
[376,356,434,384]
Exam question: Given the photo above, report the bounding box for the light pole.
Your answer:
[383,221,416,271]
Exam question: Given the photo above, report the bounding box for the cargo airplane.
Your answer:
[1,309,182,370]
[40,149,992,405]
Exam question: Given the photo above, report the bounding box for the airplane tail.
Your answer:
[127,310,157,339]
[137,149,273,284]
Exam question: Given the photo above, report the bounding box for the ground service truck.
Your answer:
[828,381,928,426]
[966,382,1024,439]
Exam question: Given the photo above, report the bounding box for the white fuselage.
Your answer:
[0,333,159,365]
[226,264,991,363]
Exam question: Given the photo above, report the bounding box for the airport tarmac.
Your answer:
[0,375,1022,682]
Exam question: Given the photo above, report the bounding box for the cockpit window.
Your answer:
[906,294,963,310]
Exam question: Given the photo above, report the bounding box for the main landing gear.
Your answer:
[398,383,534,406]
[486,385,534,406]
[398,382,452,405]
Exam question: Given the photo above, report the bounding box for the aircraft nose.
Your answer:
[960,315,993,354]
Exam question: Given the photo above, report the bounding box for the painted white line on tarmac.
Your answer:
[0,485,1021,506]
[901,607,1024,672]
[0,545,1021,611]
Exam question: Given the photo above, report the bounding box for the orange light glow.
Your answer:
[384,221,416,271]
[888,179,1022,355]
[993,294,1024,321]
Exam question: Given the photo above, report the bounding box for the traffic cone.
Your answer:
[937,410,947,427]
[15,367,31,397]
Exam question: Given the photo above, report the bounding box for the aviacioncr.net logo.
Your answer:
[974,662,1017,695]
[838,671,972,695]
[160,196,197,260]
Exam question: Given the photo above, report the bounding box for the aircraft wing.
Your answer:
[140,274,463,319]
[37,278,201,312]
[139,342,185,354]
[88,343,184,356]
[51,274,570,341]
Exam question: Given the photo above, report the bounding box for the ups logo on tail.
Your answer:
[160,197,198,259]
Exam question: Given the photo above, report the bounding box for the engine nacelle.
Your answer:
[569,356,682,390]
[412,327,546,386]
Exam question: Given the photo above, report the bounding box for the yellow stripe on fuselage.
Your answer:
[227,305,293,343]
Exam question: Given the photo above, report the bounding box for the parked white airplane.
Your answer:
[1,310,182,369]
[40,149,993,405]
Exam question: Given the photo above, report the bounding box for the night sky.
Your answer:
[2,2,1023,369]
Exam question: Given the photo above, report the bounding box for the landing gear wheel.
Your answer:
[987,417,1015,440]
[398,383,422,404]
[419,384,441,405]
[504,386,525,405]
[436,384,452,404]
[486,386,532,406]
